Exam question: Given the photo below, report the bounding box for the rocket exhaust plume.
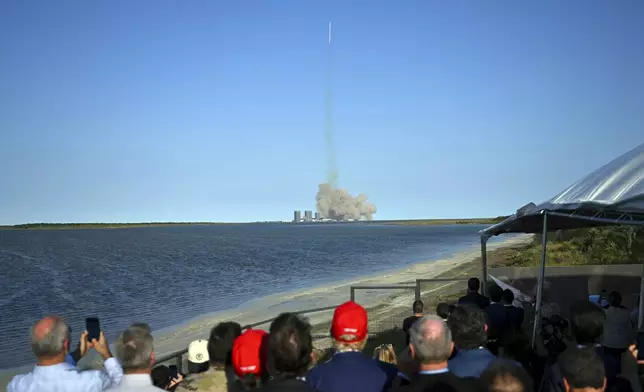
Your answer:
[316,183,377,221]
[325,21,338,187]
[316,22,377,221]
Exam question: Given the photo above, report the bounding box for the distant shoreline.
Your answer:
[0,217,506,230]
[377,218,506,226]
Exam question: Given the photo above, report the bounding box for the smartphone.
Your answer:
[637,332,644,361]
[86,317,101,342]
[168,365,179,379]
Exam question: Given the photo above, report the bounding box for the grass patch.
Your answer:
[377,217,508,226]
[490,227,644,267]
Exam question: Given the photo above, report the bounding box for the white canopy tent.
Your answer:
[479,142,644,343]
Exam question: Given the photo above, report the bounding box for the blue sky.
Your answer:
[0,1,642,224]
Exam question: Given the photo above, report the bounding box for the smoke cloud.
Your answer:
[316,183,377,221]
[316,25,376,221]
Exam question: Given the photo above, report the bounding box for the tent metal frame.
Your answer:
[548,209,644,224]
[479,209,644,345]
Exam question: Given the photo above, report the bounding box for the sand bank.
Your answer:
[151,234,532,356]
[0,234,532,390]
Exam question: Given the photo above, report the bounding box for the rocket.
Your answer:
[328,22,331,44]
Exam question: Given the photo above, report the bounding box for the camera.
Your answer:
[540,314,568,363]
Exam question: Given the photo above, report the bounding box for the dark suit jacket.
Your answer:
[392,371,475,392]
[448,348,498,378]
[485,303,509,339]
[402,316,422,346]
[458,292,490,309]
[306,352,399,392]
[259,379,319,392]
[505,305,524,330]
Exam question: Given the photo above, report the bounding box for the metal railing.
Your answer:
[155,305,339,370]
[157,278,472,372]
[349,284,416,302]
[415,277,471,297]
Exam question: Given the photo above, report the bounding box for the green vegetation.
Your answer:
[0,217,509,230]
[377,216,508,226]
[496,226,644,267]
[0,222,238,230]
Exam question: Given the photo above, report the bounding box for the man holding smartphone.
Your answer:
[7,315,123,392]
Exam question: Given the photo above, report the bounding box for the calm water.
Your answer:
[0,223,495,369]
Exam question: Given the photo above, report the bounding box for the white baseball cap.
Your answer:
[188,339,209,364]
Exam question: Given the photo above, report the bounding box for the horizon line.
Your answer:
[0,217,505,227]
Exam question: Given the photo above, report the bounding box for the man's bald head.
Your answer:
[30,316,70,358]
[409,315,452,364]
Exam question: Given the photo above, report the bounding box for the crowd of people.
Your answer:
[6,277,644,392]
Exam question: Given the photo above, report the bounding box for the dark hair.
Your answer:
[480,361,533,392]
[447,303,487,349]
[569,301,605,345]
[559,347,605,389]
[468,278,480,292]
[413,300,424,314]
[267,313,312,381]
[502,289,514,304]
[208,322,242,366]
[489,286,503,303]
[608,291,622,307]
[448,304,456,314]
[151,365,171,389]
[436,303,450,319]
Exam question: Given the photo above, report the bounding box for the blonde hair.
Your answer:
[372,344,397,365]
[310,348,329,368]
[333,335,367,353]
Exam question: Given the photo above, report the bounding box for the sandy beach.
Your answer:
[149,234,532,354]
[0,234,532,390]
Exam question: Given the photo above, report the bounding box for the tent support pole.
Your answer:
[481,237,488,296]
[639,261,644,330]
[531,212,548,347]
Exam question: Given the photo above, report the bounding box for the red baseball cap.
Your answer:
[331,301,368,343]
[232,329,268,377]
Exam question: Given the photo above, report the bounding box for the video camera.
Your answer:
[540,314,568,363]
